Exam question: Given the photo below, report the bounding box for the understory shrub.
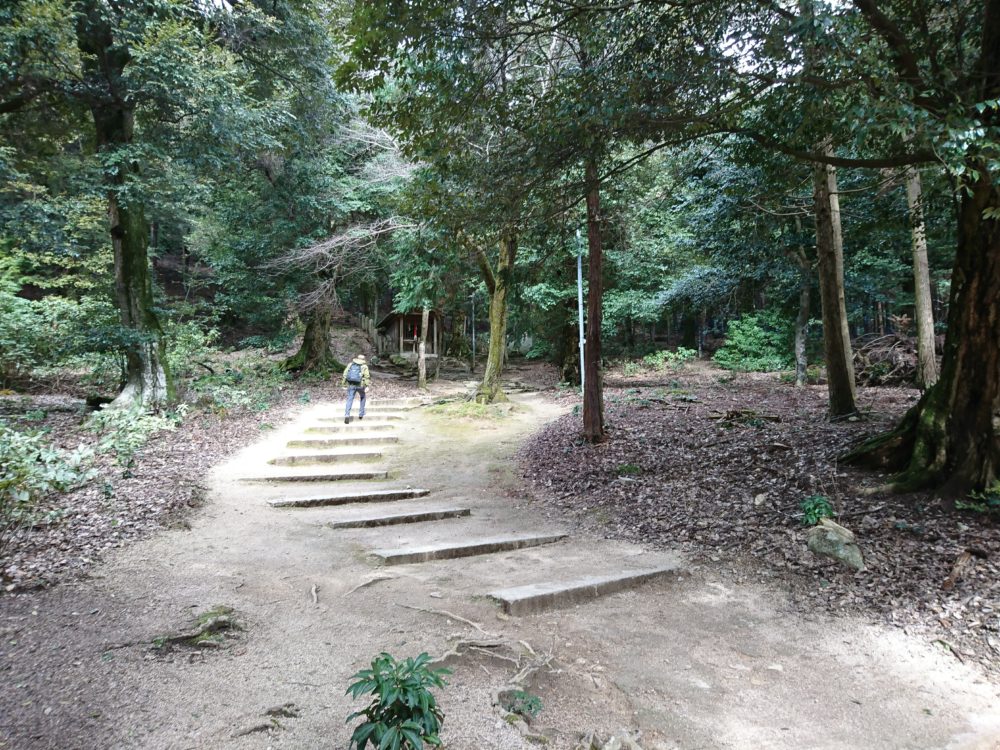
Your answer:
[714,311,793,372]
[643,347,697,370]
[164,320,221,380]
[0,285,128,388]
[346,652,449,750]
[86,406,180,474]
[0,421,94,555]
[187,353,289,414]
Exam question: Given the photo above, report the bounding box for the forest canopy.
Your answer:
[2,0,998,496]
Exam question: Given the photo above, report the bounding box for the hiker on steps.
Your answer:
[341,354,371,424]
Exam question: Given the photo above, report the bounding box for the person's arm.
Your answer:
[362,365,371,388]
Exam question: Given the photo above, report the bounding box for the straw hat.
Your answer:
[354,355,366,363]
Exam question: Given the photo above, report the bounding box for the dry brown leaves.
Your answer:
[519,367,1000,676]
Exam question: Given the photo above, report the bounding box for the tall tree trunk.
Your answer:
[283,304,342,373]
[792,218,811,387]
[813,156,857,417]
[904,165,939,388]
[844,173,1000,495]
[475,233,516,403]
[77,4,172,409]
[418,305,429,390]
[582,160,605,443]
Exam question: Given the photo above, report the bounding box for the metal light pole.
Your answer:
[576,229,585,394]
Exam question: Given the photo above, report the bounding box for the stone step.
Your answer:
[242,470,389,483]
[363,405,416,412]
[287,436,399,449]
[371,533,567,566]
[268,451,383,466]
[305,424,397,434]
[328,507,471,528]
[487,566,679,615]
[268,488,431,508]
[319,415,403,422]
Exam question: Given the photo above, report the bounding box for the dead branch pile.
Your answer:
[853,333,919,386]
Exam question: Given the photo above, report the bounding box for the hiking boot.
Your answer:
[344,416,350,424]
[359,415,364,421]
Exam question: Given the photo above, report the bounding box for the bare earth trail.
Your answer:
[4,385,1000,749]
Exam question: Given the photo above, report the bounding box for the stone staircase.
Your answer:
[243,395,680,615]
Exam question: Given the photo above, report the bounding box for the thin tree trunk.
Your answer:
[582,160,605,443]
[792,217,811,387]
[418,305,429,390]
[904,165,939,388]
[813,155,857,417]
[476,234,516,403]
[77,3,172,409]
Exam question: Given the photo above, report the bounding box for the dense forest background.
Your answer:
[2,0,998,513]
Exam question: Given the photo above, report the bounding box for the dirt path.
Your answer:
[3,386,1000,750]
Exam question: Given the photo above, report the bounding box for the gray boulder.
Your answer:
[806,518,866,571]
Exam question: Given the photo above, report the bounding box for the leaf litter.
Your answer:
[520,367,1000,677]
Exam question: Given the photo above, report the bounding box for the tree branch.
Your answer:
[476,249,496,295]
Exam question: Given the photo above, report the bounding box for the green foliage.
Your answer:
[714,311,793,372]
[163,320,219,381]
[0,421,94,554]
[800,495,834,526]
[616,463,641,476]
[346,652,449,750]
[187,354,289,415]
[621,361,642,377]
[959,482,1000,517]
[643,347,697,370]
[237,331,296,353]
[501,690,542,719]
[86,406,179,474]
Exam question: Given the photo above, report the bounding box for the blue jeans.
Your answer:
[345,385,366,417]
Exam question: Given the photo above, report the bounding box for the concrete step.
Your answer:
[371,533,567,566]
[328,507,471,528]
[287,436,399,449]
[242,469,389,483]
[487,566,679,615]
[305,424,397,434]
[363,405,416,412]
[268,451,383,467]
[268,487,431,508]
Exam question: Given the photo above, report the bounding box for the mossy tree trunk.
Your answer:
[77,3,172,409]
[475,233,516,404]
[843,172,1000,496]
[813,153,857,417]
[904,165,939,389]
[283,305,343,373]
[582,159,605,443]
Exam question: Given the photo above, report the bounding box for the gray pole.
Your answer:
[470,293,476,372]
[576,229,585,394]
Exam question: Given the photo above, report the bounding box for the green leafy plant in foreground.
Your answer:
[0,422,94,554]
[346,652,449,750]
[800,495,835,526]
